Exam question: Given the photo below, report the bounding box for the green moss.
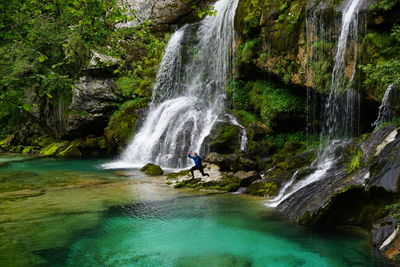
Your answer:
[166,170,190,180]
[105,98,149,151]
[348,148,364,172]
[247,181,279,196]
[0,135,13,150]
[234,110,259,127]
[237,38,259,65]
[9,145,24,153]
[200,176,241,192]
[247,81,304,128]
[174,176,241,192]
[374,117,400,131]
[140,163,164,176]
[39,141,69,156]
[31,137,54,148]
[265,132,320,150]
[22,146,35,154]
[57,144,82,158]
[207,124,240,154]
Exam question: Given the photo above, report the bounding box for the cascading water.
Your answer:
[104,0,239,169]
[267,0,365,207]
[372,84,399,127]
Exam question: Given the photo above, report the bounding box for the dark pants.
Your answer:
[190,165,208,178]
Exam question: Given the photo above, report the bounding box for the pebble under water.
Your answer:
[0,156,388,266]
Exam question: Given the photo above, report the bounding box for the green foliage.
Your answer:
[386,203,400,220]
[191,4,217,18]
[110,27,166,99]
[370,0,400,11]
[226,79,252,111]
[374,117,400,131]
[360,25,400,99]
[0,0,129,134]
[247,81,304,127]
[362,60,400,91]
[265,132,320,150]
[233,110,259,127]
[237,39,259,65]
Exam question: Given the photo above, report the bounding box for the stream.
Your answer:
[0,154,387,266]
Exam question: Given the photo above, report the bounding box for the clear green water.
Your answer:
[0,156,386,267]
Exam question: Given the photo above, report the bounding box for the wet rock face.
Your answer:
[368,133,400,193]
[65,75,118,138]
[277,126,400,225]
[205,152,258,172]
[204,122,241,154]
[372,216,398,247]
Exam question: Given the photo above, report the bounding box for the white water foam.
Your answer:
[103,0,240,169]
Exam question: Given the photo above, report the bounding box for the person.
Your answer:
[187,151,209,179]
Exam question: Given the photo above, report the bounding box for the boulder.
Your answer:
[204,122,241,154]
[39,141,70,156]
[104,99,149,152]
[371,216,398,247]
[0,135,14,151]
[247,179,280,197]
[234,170,261,187]
[247,121,272,141]
[57,144,82,158]
[121,0,207,27]
[140,163,164,176]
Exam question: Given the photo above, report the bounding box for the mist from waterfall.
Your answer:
[103,0,239,169]
[267,0,365,207]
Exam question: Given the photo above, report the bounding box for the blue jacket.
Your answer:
[188,154,203,168]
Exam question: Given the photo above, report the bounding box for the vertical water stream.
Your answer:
[104,0,239,169]
[268,0,365,207]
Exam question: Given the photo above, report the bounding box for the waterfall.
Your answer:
[267,0,365,207]
[226,114,248,152]
[372,84,398,127]
[322,0,363,140]
[103,0,239,169]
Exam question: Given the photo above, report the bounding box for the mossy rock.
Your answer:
[272,141,306,164]
[31,137,54,148]
[200,176,241,192]
[57,144,82,158]
[0,135,14,150]
[247,140,275,160]
[140,163,164,176]
[206,122,241,154]
[39,141,69,156]
[9,145,24,153]
[22,146,35,154]
[247,180,279,197]
[105,98,149,152]
[247,121,272,141]
[166,170,190,180]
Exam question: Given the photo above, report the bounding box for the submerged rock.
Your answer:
[140,163,164,176]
